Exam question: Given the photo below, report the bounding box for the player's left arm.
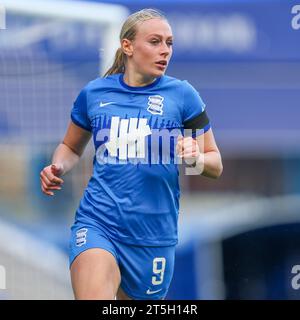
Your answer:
[198,127,223,178]
[177,128,223,179]
[179,81,223,178]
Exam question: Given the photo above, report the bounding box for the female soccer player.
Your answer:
[40,9,223,300]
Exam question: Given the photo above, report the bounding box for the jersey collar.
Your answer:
[119,73,162,91]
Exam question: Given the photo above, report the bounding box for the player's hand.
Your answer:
[40,163,64,196]
[176,135,203,166]
[176,135,205,174]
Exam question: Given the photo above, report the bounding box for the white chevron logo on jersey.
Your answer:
[100,101,115,107]
[146,288,162,295]
[105,116,152,160]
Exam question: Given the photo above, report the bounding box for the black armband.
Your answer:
[183,110,210,131]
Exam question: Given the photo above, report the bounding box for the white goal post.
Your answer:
[2,0,130,75]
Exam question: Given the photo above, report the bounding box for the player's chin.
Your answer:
[150,67,166,77]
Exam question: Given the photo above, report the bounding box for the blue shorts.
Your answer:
[69,221,176,300]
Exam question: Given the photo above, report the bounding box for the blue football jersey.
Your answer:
[70,73,211,246]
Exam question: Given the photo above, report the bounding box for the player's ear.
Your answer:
[121,38,133,57]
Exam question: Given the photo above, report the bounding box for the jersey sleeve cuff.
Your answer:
[71,114,92,132]
[191,123,211,138]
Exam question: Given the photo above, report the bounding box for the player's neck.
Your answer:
[123,71,156,87]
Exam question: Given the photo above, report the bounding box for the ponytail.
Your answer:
[103,48,125,77]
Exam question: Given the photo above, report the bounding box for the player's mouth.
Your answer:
[155,60,168,70]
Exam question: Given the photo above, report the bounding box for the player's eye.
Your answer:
[150,39,160,45]
[167,41,173,46]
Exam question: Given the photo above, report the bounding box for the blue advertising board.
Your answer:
[86,0,300,62]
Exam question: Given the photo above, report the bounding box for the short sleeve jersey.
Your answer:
[71,73,210,246]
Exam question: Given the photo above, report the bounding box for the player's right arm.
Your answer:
[40,121,92,196]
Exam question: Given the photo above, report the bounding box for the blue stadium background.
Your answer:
[1,0,300,299]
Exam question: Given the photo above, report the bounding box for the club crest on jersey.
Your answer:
[76,228,88,247]
[147,95,164,115]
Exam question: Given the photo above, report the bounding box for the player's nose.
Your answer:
[160,42,171,56]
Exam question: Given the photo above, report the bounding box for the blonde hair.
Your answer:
[103,8,167,77]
